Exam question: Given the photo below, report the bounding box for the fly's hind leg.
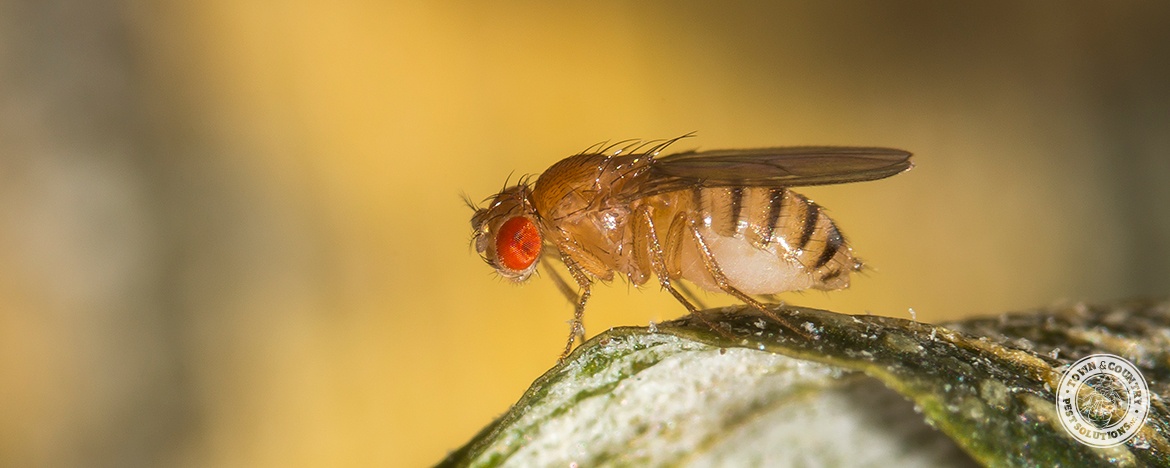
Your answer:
[633,207,734,340]
[686,219,813,341]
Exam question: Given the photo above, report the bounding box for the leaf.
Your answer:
[438,300,1170,467]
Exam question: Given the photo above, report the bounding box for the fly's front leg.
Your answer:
[541,251,579,307]
[687,219,812,340]
[556,253,592,362]
[545,234,607,362]
[633,207,734,340]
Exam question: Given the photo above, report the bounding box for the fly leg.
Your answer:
[686,219,813,340]
[544,234,610,362]
[633,207,734,340]
[541,252,580,310]
[554,253,592,362]
[674,281,710,310]
[541,257,588,350]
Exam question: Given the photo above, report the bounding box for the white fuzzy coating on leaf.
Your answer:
[471,333,966,467]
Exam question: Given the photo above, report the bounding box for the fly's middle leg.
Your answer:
[686,218,813,341]
[633,206,734,340]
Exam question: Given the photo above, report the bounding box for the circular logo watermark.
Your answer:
[1056,354,1149,447]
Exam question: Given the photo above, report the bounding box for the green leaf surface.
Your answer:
[439,300,1170,467]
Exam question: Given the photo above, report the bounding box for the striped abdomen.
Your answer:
[666,186,858,295]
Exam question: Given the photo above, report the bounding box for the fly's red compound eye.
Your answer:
[496,216,541,271]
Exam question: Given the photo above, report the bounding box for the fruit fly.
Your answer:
[469,136,912,360]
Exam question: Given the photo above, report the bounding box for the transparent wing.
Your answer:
[626,146,912,199]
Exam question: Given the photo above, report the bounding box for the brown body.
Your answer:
[470,138,911,359]
[530,153,854,295]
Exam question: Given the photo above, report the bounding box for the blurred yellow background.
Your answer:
[2,2,1168,466]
